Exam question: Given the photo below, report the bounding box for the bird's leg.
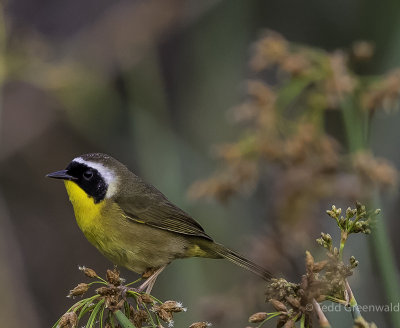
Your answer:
[138,265,166,294]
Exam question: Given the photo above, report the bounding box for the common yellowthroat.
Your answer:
[47,153,271,292]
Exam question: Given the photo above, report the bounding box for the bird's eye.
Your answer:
[83,170,94,180]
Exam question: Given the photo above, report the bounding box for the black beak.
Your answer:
[46,170,76,180]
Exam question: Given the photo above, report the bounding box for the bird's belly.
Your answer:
[85,219,190,274]
[64,181,189,273]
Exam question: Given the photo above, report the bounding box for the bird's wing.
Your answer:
[115,181,213,241]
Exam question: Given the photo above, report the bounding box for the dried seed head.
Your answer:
[305,251,314,273]
[95,286,119,296]
[300,275,308,290]
[138,293,154,304]
[152,305,174,323]
[133,309,149,328]
[59,312,77,328]
[189,322,212,328]
[313,260,328,273]
[352,41,374,61]
[106,269,121,286]
[269,299,287,312]
[68,283,89,297]
[286,296,301,309]
[96,287,109,296]
[161,300,187,312]
[79,266,97,278]
[249,312,268,323]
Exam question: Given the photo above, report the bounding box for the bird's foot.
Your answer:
[141,267,157,279]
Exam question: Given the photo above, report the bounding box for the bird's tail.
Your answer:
[206,242,272,281]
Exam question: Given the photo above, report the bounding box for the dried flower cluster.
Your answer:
[362,69,400,113]
[189,30,397,207]
[55,266,205,328]
[247,203,378,328]
[188,30,398,289]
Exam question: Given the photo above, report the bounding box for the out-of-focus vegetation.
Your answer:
[1,1,400,327]
[189,30,400,327]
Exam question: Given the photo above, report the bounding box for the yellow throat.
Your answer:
[64,180,105,233]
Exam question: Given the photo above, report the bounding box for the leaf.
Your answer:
[114,310,136,328]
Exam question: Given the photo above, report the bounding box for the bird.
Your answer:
[47,153,272,293]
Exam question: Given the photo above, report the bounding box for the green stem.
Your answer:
[256,312,281,328]
[0,0,6,144]
[341,97,366,152]
[99,304,105,328]
[300,314,305,328]
[95,275,108,284]
[339,232,347,260]
[142,303,156,327]
[88,280,108,286]
[125,277,143,287]
[87,299,105,328]
[324,296,347,305]
[346,281,362,320]
[341,96,400,327]
[114,310,136,328]
[370,193,400,325]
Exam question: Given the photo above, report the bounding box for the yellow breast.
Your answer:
[64,180,106,233]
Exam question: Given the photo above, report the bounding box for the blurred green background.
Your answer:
[1,0,400,327]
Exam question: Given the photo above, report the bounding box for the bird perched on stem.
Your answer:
[47,153,272,293]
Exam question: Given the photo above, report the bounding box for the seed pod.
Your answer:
[161,300,186,312]
[106,269,121,286]
[286,296,301,309]
[249,312,268,323]
[269,299,287,312]
[305,251,314,273]
[79,266,97,278]
[68,283,89,297]
[138,293,154,304]
[158,308,173,322]
[96,286,109,295]
[153,305,173,323]
[59,312,77,328]
[133,309,148,328]
[96,286,119,296]
[313,260,328,273]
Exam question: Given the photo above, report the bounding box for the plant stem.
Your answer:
[312,299,332,328]
[345,280,362,320]
[114,310,136,328]
[339,231,347,260]
[340,95,400,327]
[300,314,305,328]
[370,192,400,325]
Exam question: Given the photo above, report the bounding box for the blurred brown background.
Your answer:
[1,0,400,327]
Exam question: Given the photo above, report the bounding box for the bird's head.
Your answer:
[46,153,125,203]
